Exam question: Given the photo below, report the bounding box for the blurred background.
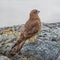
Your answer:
[0,0,60,27]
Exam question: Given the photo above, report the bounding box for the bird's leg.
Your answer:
[29,35,37,42]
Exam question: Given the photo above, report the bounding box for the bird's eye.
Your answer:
[35,10,37,12]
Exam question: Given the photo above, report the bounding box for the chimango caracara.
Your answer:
[10,9,41,55]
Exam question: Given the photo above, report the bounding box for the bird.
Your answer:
[10,9,41,55]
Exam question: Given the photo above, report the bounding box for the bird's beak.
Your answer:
[37,11,40,13]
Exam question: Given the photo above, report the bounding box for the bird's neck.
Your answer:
[29,15,40,20]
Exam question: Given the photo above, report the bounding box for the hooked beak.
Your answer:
[37,11,40,13]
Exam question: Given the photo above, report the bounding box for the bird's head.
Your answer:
[30,9,40,19]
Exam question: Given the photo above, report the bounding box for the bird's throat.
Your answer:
[30,15,40,20]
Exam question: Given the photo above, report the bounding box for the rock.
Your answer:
[20,40,60,60]
[0,55,10,60]
[0,23,60,60]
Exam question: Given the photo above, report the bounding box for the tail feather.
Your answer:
[11,40,22,49]
[10,40,25,56]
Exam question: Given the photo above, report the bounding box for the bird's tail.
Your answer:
[9,39,25,56]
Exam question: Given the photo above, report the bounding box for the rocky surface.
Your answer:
[0,23,60,60]
[0,55,10,60]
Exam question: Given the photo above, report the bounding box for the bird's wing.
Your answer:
[24,21,40,38]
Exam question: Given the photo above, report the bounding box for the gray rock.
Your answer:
[20,40,60,60]
[0,56,10,60]
[0,23,60,60]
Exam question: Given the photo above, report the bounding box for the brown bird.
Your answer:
[10,9,41,55]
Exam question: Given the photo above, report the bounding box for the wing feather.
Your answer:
[24,21,40,38]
